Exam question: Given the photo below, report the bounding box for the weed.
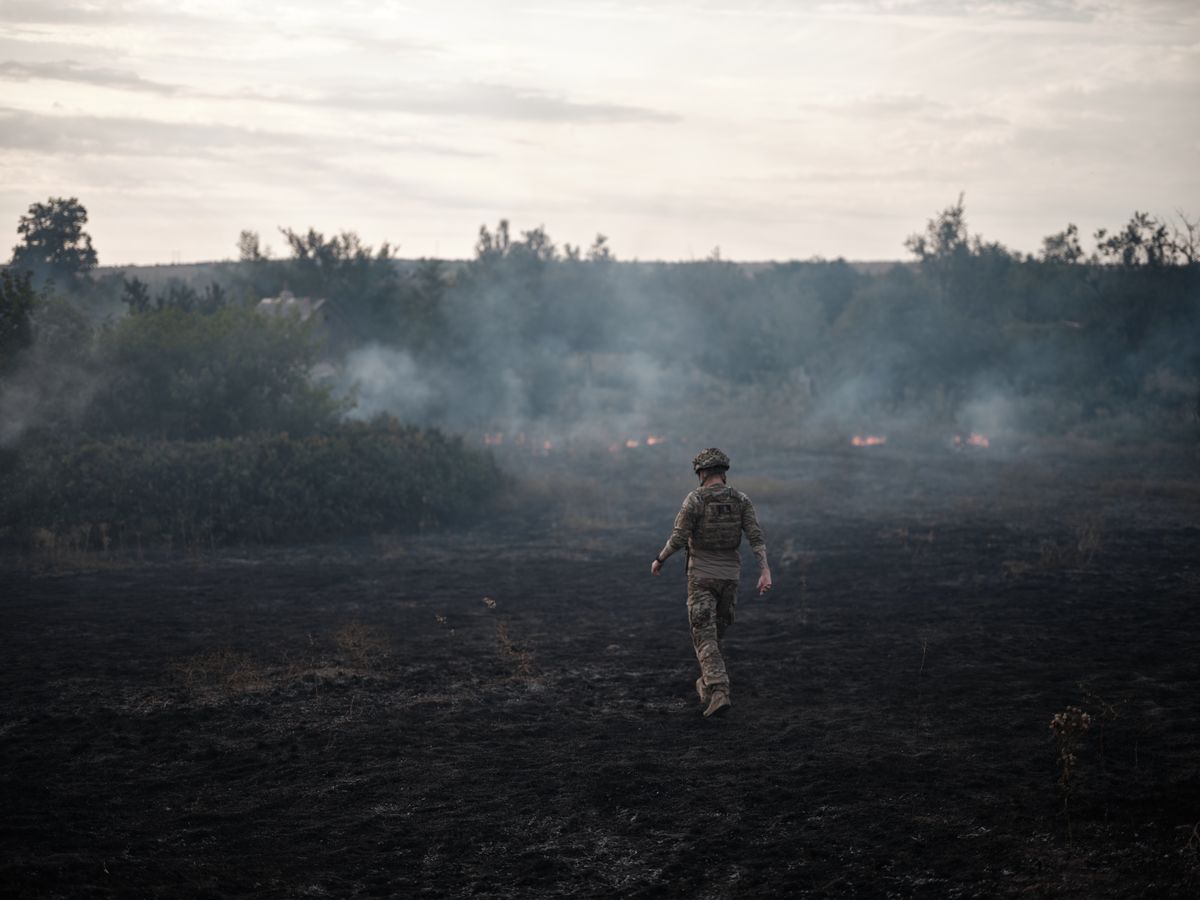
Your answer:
[1050,705,1091,839]
[175,648,266,696]
[1002,560,1034,579]
[1184,821,1200,858]
[1076,681,1125,766]
[333,621,391,669]
[1033,515,1105,572]
[1074,517,1103,566]
[496,620,535,680]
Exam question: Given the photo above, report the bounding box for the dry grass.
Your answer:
[174,648,268,696]
[1100,477,1200,503]
[506,469,627,534]
[333,621,392,669]
[173,623,393,702]
[370,534,411,559]
[1050,705,1092,840]
[1039,516,1104,570]
[19,524,140,572]
[495,620,536,681]
[1002,515,1104,578]
[734,475,832,507]
[1001,560,1034,579]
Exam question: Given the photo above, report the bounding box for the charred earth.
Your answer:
[2,438,1198,898]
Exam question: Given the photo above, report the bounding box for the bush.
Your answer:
[1,419,500,549]
[86,304,343,439]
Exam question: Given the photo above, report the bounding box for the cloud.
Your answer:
[322,28,442,58]
[0,106,487,162]
[0,59,180,94]
[233,81,681,124]
[0,106,294,157]
[0,1,195,26]
[1,1,125,24]
[815,93,1008,127]
[0,57,681,126]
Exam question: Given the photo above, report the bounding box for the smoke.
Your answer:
[328,254,1197,465]
[0,294,100,447]
[0,348,98,447]
[337,335,697,451]
[957,389,1017,439]
[338,344,437,422]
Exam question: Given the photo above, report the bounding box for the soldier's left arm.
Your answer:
[652,492,700,574]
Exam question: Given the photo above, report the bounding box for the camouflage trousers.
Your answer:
[687,576,738,693]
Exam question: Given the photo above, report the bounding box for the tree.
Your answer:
[89,304,342,439]
[1041,223,1084,264]
[1095,212,1172,267]
[0,268,39,372]
[904,193,971,303]
[905,193,969,264]
[237,229,271,262]
[475,220,512,262]
[280,227,394,292]
[121,277,152,315]
[121,277,229,316]
[473,220,558,265]
[10,197,98,284]
[587,234,614,263]
[1167,211,1199,265]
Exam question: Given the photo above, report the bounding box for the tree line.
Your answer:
[1,195,1197,548]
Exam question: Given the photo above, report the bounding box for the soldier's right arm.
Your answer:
[740,494,770,574]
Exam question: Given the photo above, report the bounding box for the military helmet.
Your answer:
[692,447,731,473]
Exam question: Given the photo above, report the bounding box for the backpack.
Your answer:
[690,486,744,552]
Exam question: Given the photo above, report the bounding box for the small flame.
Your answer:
[483,432,504,446]
[851,435,887,447]
[542,440,553,451]
[954,432,990,449]
[625,439,640,449]
[646,435,666,446]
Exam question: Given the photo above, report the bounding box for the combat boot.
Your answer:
[703,688,731,718]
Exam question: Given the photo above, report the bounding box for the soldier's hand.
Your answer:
[651,559,663,576]
[757,570,772,595]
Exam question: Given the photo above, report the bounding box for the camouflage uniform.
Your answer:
[658,482,768,702]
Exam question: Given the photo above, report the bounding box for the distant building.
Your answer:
[256,289,327,322]
[257,290,345,381]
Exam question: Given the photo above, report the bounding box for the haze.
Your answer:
[2,0,1197,264]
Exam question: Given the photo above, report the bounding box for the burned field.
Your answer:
[2,440,1198,898]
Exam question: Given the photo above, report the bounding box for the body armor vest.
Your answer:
[690,486,744,552]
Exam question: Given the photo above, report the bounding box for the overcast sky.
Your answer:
[1,0,1197,264]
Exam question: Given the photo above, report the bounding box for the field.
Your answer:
[2,437,1198,898]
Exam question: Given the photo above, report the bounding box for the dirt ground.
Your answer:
[2,439,1199,898]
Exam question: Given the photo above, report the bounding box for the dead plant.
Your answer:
[334,621,391,669]
[1183,821,1200,858]
[174,648,267,696]
[1076,681,1125,766]
[1036,515,1105,572]
[1001,560,1034,579]
[495,619,535,680]
[1074,516,1103,566]
[1050,705,1092,839]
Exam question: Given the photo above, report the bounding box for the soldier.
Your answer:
[651,448,772,718]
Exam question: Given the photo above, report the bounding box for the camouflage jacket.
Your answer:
[658,484,767,580]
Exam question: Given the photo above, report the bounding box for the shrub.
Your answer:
[86,304,342,439]
[1,419,499,549]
